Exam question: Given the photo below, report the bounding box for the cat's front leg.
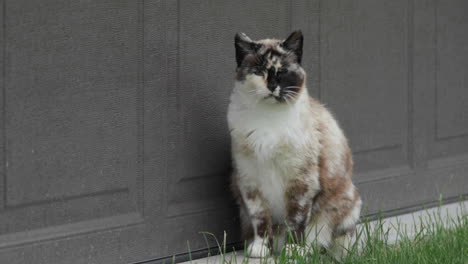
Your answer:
[285,176,319,244]
[240,188,272,258]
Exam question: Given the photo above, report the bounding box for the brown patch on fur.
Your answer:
[241,189,274,245]
[240,144,253,156]
[230,172,240,200]
[246,189,260,200]
[237,131,257,156]
[240,204,254,240]
[255,210,272,242]
[333,222,356,238]
[286,179,311,243]
[332,187,361,238]
[231,172,275,244]
[343,145,353,177]
[354,188,359,200]
[252,200,273,246]
[314,154,352,225]
[298,159,314,176]
[237,138,254,156]
[309,122,359,237]
[287,179,308,198]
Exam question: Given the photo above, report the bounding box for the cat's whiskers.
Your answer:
[284,91,299,96]
[283,94,294,106]
[286,93,296,100]
[284,89,300,94]
[284,91,299,99]
[284,86,302,90]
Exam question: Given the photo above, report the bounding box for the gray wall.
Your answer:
[0,0,467,263]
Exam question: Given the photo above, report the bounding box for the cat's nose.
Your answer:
[267,83,278,92]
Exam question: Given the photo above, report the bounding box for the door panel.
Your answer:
[4,0,140,211]
[320,0,410,176]
[431,0,468,159]
[0,0,146,263]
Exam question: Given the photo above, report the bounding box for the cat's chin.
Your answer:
[261,95,279,104]
[262,96,292,106]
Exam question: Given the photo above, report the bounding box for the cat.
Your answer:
[228,31,362,259]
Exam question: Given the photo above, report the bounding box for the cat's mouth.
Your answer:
[264,94,285,102]
[263,85,301,103]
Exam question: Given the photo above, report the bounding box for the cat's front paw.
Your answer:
[284,243,308,257]
[247,239,270,258]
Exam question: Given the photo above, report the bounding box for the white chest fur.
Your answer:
[255,160,288,221]
[228,90,313,222]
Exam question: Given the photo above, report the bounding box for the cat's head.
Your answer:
[234,31,306,104]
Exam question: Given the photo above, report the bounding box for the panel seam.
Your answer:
[317,0,322,100]
[2,0,6,209]
[407,0,414,168]
[433,0,438,141]
[137,0,145,217]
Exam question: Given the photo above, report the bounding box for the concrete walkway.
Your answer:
[180,201,467,264]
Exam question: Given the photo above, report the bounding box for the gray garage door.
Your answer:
[0,0,467,263]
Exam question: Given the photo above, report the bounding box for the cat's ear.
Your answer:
[235,32,259,67]
[282,30,303,64]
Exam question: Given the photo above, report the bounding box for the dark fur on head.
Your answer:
[234,31,305,103]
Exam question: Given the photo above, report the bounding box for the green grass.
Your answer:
[189,202,467,264]
[340,206,467,264]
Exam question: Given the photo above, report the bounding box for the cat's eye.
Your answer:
[278,68,288,75]
[253,67,263,76]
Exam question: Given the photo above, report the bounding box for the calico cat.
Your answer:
[228,31,362,259]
